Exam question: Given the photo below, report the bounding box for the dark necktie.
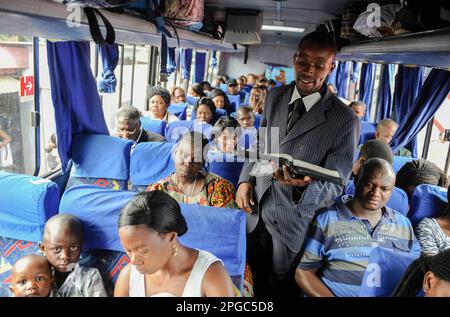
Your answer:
[287,98,306,132]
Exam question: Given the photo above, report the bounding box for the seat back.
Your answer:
[165,120,213,143]
[139,117,166,136]
[59,185,247,291]
[392,155,415,173]
[359,247,419,297]
[219,83,228,93]
[359,121,377,145]
[0,172,60,297]
[186,95,199,106]
[254,113,262,129]
[237,128,258,150]
[130,142,176,191]
[207,152,245,190]
[408,184,448,227]
[67,134,133,190]
[168,103,188,120]
[345,180,409,216]
[226,94,240,113]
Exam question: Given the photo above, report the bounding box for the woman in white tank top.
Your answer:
[114,191,236,297]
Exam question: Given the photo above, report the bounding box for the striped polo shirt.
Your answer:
[298,195,420,297]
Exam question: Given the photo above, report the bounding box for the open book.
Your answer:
[239,150,344,185]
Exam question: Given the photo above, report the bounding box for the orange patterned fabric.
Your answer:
[147,172,237,208]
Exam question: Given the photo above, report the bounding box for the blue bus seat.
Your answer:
[66,134,133,191]
[186,95,199,106]
[130,142,176,192]
[392,155,415,173]
[207,151,245,191]
[359,247,419,297]
[165,120,214,143]
[345,180,409,216]
[219,83,228,93]
[408,184,448,227]
[242,91,250,106]
[0,172,60,297]
[254,113,262,129]
[226,94,240,113]
[168,103,188,120]
[139,117,166,136]
[59,185,247,292]
[359,121,377,145]
[243,84,253,94]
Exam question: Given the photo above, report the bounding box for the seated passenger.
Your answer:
[238,76,246,92]
[375,119,411,157]
[201,81,212,95]
[227,79,239,96]
[169,86,186,104]
[396,159,449,201]
[236,106,256,129]
[249,86,267,115]
[349,101,366,120]
[211,116,240,155]
[40,214,107,297]
[256,77,268,88]
[114,106,166,144]
[194,97,216,125]
[114,191,236,297]
[10,255,56,297]
[393,249,450,297]
[268,79,276,90]
[209,89,232,114]
[416,186,450,256]
[145,86,180,124]
[246,73,257,86]
[296,158,420,297]
[147,131,237,208]
[212,76,225,89]
[188,83,206,98]
[352,139,393,179]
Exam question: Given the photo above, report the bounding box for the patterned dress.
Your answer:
[147,172,237,208]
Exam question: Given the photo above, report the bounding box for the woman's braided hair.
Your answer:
[392,249,450,297]
[396,159,449,193]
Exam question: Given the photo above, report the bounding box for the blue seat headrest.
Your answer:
[165,120,213,143]
[0,172,59,242]
[59,185,246,285]
[226,95,240,113]
[409,184,448,227]
[207,151,245,191]
[219,83,227,93]
[186,95,199,106]
[359,247,419,297]
[71,134,133,181]
[130,142,176,187]
[359,121,377,145]
[345,181,409,216]
[139,117,166,136]
[392,155,415,173]
[168,103,188,120]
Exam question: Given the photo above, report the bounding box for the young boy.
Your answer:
[10,254,56,297]
[236,106,255,129]
[40,214,107,297]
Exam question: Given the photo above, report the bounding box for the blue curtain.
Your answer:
[392,65,425,157]
[391,69,450,155]
[97,44,119,93]
[377,64,394,121]
[194,51,206,83]
[47,41,109,172]
[336,61,350,99]
[181,48,193,80]
[359,63,376,122]
[167,47,177,74]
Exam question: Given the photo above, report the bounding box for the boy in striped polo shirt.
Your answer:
[296,158,420,297]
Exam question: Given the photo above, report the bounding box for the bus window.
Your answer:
[417,92,450,173]
[0,34,36,175]
[131,45,150,113]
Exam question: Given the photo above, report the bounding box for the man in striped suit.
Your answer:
[237,31,360,295]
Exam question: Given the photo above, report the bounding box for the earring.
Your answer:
[171,243,178,257]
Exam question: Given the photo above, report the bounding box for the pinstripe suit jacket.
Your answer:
[239,84,360,252]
